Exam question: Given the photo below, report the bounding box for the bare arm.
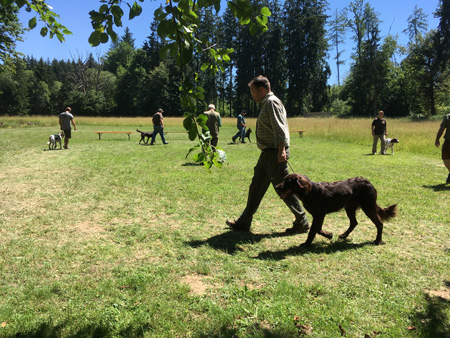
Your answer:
[435,127,445,148]
[71,119,77,131]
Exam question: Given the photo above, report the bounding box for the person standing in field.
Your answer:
[232,110,247,143]
[59,106,76,149]
[371,110,388,155]
[150,108,169,145]
[203,104,221,147]
[226,75,309,234]
[435,113,450,183]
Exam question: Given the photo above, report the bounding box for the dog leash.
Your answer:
[286,159,296,174]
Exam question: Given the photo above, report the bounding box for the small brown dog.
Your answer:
[275,173,398,246]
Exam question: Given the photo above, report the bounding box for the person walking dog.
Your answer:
[232,110,247,143]
[59,106,76,149]
[226,75,309,234]
[150,108,169,145]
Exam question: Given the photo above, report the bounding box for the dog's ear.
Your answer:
[296,175,312,194]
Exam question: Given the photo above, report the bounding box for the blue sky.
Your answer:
[16,0,440,85]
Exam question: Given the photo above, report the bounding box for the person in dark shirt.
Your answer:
[435,113,450,183]
[59,107,76,149]
[371,110,388,155]
[150,108,169,145]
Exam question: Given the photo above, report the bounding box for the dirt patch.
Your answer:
[426,289,450,301]
[72,220,104,235]
[181,274,209,295]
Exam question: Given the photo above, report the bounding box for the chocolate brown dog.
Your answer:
[275,173,398,246]
[137,129,153,144]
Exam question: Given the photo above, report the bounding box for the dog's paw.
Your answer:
[373,240,384,245]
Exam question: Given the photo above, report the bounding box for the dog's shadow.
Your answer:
[43,148,62,151]
[187,230,292,254]
[187,230,372,257]
[423,184,450,191]
[255,240,373,261]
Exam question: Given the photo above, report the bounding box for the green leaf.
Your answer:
[181,44,193,65]
[159,45,170,60]
[183,116,194,130]
[40,26,48,37]
[100,33,109,43]
[193,152,205,163]
[111,5,124,26]
[88,30,102,47]
[99,4,108,14]
[196,114,208,126]
[196,92,205,101]
[28,17,37,29]
[200,63,209,71]
[188,128,197,141]
[185,144,200,159]
[129,2,143,20]
[260,7,271,16]
[15,0,26,8]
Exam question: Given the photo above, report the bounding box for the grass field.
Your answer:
[0,116,449,337]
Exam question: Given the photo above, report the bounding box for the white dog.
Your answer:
[385,138,399,154]
[47,132,64,150]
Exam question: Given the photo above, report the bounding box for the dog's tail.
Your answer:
[136,129,142,133]
[377,204,398,222]
[47,141,50,145]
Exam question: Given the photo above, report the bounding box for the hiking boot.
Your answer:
[286,223,310,234]
[226,219,251,231]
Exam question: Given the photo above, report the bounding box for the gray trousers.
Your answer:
[239,149,309,227]
[372,134,386,154]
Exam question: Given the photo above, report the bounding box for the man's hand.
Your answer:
[278,148,287,163]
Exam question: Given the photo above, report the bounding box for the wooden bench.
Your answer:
[291,130,305,138]
[94,132,134,140]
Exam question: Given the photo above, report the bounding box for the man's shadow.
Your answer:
[186,230,292,254]
[186,230,372,258]
[423,184,450,191]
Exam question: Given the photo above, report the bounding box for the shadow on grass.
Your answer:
[187,230,293,254]
[423,183,450,191]
[181,162,204,167]
[413,290,450,338]
[10,321,152,338]
[255,240,373,261]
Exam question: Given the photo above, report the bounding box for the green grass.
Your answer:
[0,116,449,337]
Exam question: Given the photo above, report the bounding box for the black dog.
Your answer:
[275,173,398,246]
[137,129,153,144]
[244,128,252,143]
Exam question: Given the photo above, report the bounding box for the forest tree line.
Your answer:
[0,0,449,118]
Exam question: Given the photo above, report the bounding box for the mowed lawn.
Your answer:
[0,116,449,337]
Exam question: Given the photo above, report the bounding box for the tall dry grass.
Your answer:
[0,115,443,156]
